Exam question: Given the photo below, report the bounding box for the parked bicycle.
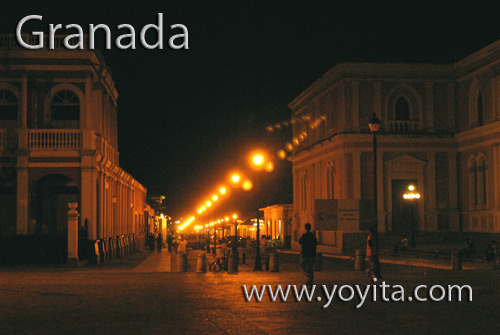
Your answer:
[208,255,227,272]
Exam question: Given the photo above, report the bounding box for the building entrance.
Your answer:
[391,179,417,234]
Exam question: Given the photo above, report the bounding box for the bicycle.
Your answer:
[208,255,227,272]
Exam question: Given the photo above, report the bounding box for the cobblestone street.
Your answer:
[1,250,499,334]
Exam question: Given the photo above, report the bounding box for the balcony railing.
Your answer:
[0,130,17,149]
[388,120,419,133]
[28,130,82,149]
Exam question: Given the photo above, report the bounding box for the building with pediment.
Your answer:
[0,35,148,264]
[288,40,500,253]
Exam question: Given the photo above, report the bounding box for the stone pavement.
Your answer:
[1,249,500,334]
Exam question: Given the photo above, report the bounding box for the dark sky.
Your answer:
[2,1,500,219]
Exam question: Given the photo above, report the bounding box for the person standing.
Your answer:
[299,223,318,286]
[177,235,188,254]
[156,233,163,253]
[367,226,382,279]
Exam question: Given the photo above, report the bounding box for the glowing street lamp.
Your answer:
[212,195,218,202]
[403,185,421,248]
[231,174,241,184]
[219,187,227,195]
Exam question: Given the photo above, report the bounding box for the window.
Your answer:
[395,97,410,121]
[478,157,487,206]
[0,89,17,120]
[51,90,80,121]
[477,91,484,126]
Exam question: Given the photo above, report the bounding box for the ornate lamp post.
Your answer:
[368,113,381,243]
[403,185,420,248]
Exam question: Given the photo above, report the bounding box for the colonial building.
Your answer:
[0,35,148,264]
[261,204,293,248]
[289,39,500,253]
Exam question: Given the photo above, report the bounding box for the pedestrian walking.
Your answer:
[367,226,382,279]
[299,223,318,286]
[177,235,188,254]
[167,235,173,253]
[156,233,163,253]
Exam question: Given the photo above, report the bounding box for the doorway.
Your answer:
[391,179,417,234]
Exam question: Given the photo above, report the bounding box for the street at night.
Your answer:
[1,251,499,334]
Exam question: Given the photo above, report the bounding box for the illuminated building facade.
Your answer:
[289,40,500,253]
[0,34,148,264]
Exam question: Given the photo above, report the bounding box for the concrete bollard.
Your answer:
[227,254,239,273]
[176,253,188,272]
[197,253,207,272]
[354,249,365,271]
[452,251,462,270]
[315,252,323,271]
[269,253,279,272]
[94,241,101,265]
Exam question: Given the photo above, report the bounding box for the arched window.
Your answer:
[477,91,484,126]
[478,157,487,206]
[468,158,478,208]
[0,89,18,120]
[51,90,80,121]
[395,97,410,121]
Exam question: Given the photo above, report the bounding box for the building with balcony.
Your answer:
[288,39,500,253]
[0,35,148,264]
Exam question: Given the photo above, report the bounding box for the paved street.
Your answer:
[1,250,499,335]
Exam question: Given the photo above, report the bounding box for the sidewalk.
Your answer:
[277,249,494,270]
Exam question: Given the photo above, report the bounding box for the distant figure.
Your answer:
[156,234,163,253]
[393,235,409,255]
[148,234,155,251]
[167,235,173,253]
[299,223,318,286]
[367,226,382,279]
[177,235,188,254]
[462,239,476,257]
[486,240,499,261]
[260,235,268,256]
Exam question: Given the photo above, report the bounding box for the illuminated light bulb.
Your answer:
[231,174,240,183]
[293,138,300,146]
[232,214,238,219]
[277,150,287,160]
[285,143,294,152]
[265,162,274,172]
[409,185,415,191]
[266,125,274,132]
[283,121,289,126]
[252,154,264,166]
[219,187,226,194]
[225,217,229,221]
[197,209,202,214]
[242,180,253,191]
[206,201,212,207]
[212,195,218,201]
[201,206,206,211]
[275,123,282,129]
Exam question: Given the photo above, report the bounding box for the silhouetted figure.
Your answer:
[367,226,382,279]
[156,234,163,253]
[167,235,173,253]
[486,240,499,261]
[148,234,155,251]
[299,223,318,286]
[393,235,409,255]
[462,239,476,257]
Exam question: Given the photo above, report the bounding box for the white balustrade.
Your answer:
[28,130,82,149]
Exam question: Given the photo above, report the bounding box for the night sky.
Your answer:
[2,1,500,219]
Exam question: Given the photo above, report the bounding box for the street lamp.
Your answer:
[251,153,266,271]
[368,113,381,246]
[403,185,420,248]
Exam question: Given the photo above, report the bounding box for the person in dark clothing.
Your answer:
[299,223,318,286]
[367,226,382,279]
[167,235,173,253]
[156,234,163,253]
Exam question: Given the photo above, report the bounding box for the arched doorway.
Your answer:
[30,174,79,263]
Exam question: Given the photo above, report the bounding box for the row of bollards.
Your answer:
[193,252,281,273]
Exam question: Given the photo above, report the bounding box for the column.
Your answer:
[20,75,28,128]
[352,150,361,199]
[81,156,96,240]
[448,151,459,231]
[426,151,438,232]
[447,83,456,131]
[67,202,80,266]
[425,82,435,132]
[351,81,360,131]
[377,149,385,232]
[16,156,29,235]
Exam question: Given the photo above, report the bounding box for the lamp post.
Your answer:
[368,113,381,246]
[252,153,266,271]
[403,185,420,248]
